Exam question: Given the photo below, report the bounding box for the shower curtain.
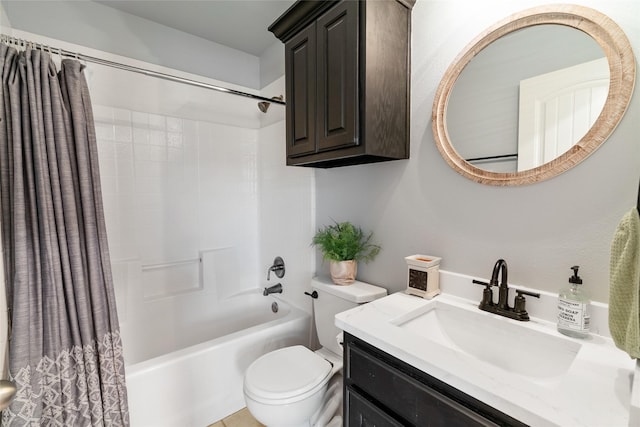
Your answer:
[0,44,129,425]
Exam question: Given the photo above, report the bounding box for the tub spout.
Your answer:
[263,283,283,296]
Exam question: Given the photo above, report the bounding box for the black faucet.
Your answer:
[473,259,540,321]
[491,259,510,310]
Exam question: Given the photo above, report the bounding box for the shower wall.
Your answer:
[94,105,263,362]
[87,55,315,364]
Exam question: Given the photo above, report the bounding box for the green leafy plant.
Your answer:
[312,221,381,263]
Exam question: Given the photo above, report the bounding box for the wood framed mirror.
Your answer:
[432,4,635,186]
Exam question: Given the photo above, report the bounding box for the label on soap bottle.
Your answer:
[558,298,590,331]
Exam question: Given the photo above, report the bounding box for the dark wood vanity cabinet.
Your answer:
[269,0,413,168]
[343,333,528,427]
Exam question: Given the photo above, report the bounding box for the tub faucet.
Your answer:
[263,283,283,296]
[472,259,540,321]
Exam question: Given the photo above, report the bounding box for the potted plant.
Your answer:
[311,221,381,285]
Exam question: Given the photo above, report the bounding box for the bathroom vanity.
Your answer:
[336,271,636,426]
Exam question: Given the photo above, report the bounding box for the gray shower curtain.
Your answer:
[0,43,129,425]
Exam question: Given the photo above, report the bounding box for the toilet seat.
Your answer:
[244,346,332,405]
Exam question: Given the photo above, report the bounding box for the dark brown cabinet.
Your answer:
[344,332,529,427]
[269,0,413,168]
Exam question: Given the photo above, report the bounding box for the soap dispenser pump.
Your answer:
[557,266,591,338]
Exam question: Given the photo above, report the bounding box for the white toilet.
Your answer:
[243,277,387,427]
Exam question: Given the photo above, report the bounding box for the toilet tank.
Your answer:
[311,277,387,355]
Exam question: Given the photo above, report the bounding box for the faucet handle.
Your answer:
[472,280,495,308]
[515,289,540,299]
[472,279,495,287]
[267,256,285,280]
[513,289,540,319]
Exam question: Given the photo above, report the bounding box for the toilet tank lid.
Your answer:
[311,276,387,303]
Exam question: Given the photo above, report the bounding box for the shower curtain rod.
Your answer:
[0,33,286,106]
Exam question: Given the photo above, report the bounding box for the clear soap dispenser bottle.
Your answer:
[557,266,590,338]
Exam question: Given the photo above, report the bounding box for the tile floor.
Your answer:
[208,408,264,427]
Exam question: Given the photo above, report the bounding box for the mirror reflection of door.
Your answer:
[517,57,609,171]
[446,25,606,173]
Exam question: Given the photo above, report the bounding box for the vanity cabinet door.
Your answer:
[346,386,404,427]
[284,22,316,157]
[315,0,358,152]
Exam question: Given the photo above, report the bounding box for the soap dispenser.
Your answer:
[557,266,591,338]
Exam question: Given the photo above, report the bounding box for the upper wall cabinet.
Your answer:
[269,0,414,168]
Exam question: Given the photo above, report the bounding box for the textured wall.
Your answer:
[315,0,639,303]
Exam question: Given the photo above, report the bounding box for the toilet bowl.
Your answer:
[243,277,386,427]
[244,346,341,427]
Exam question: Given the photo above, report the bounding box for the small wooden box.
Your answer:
[405,255,441,299]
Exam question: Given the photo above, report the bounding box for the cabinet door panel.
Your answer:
[346,386,404,427]
[347,342,499,427]
[285,23,316,157]
[316,0,358,151]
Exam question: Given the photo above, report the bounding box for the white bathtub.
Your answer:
[124,291,311,427]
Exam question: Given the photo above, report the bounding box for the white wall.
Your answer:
[1,0,261,89]
[260,41,285,89]
[315,0,640,303]
[0,1,10,33]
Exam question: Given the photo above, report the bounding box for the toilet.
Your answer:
[243,277,387,427]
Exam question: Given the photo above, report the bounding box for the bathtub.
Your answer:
[124,290,311,427]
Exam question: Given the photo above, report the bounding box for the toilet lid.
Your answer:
[244,345,332,402]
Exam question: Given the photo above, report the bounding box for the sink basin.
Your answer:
[392,300,581,379]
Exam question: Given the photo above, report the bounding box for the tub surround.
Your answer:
[335,270,635,426]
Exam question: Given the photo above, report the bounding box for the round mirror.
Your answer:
[432,5,635,186]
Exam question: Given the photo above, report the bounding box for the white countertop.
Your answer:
[335,271,637,427]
